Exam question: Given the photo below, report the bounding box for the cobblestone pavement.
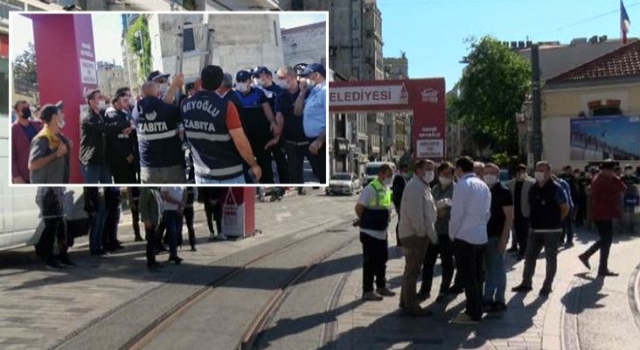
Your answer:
[332,223,640,350]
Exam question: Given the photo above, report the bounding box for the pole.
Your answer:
[531,44,543,165]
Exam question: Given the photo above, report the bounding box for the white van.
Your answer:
[0,113,86,251]
[362,161,396,187]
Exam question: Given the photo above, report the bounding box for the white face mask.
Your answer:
[484,174,498,186]
[98,100,107,110]
[534,171,546,182]
[57,118,65,129]
[306,78,315,87]
[253,78,263,87]
[439,176,452,186]
[236,82,249,93]
[383,177,393,187]
[158,82,169,94]
[128,97,136,107]
[422,170,435,184]
[276,79,289,89]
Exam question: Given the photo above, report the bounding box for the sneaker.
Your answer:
[578,254,591,270]
[215,234,228,241]
[190,246,197,252]
[597,270,619,277]
[539,286,552,297]
[168,256,183,265]
[362,291,383,301]
[564,241,574,249]
[450,313,480,325]
[490,302,507,313]
[134,236,144,242]
[512,284,533,293]
[376,287,396,297]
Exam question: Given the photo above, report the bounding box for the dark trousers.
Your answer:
[182,206,196,248]
[307,140,326,184]
[284,141,309,184]
[204,201,222,235]
[163,210,180,259]
[145,224,157,265]
[256,151,274,184]
[157,218,166,248]
[454,239,485,321]
[103,204,120,250]
[131,199,141,239]
[583,220,614,274]
[360,232,388,293]
[421,234,455,295]
[36,217,65,263]
[576,197,587,227]
[111,161,137,184]
[514,217,530,257]
[522,229,560,289]
[561,216,574,244]
[269,141,289,184]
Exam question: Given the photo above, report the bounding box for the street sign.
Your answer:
[329,84,409,107]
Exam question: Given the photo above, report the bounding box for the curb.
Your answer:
[628,261,640,332]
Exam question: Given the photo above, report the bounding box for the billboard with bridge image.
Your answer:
[570,115,640,161]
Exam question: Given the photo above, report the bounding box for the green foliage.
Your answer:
[12,42,37,85]
[125,16,152,79]
[453,36,531,156]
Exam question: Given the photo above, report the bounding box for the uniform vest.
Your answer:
[135,97,183,168]
[360,179,392,231]
[182,91,243,180]
[529,180,563,230]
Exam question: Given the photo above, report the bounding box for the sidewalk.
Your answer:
[0,190,355,350]
[333,222,640,350]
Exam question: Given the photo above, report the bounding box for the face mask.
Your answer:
[383,177,393,187]
[98,100,107,110]
[534,171,546,182]
[276,79,289,89]
[21,107,31,119]
[484,174,498,186]
[128,97,136,107]
[236,82,249,93]
[517,173,526,180]
[57,119,65,129]
[423,170,435,184]
[253,78,263,87]
[439,176,452,186]
[306,78,315,87]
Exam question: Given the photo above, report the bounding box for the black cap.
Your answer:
[298,63,326,77]
[147,70,170,82]
[252,66,271,77]
[236,70,252,82]
[39,104,59,123]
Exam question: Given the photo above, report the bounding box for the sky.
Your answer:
[377,0,640,90]
[10,12,326,67]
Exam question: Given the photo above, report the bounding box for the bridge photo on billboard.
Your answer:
[329,79,447,161]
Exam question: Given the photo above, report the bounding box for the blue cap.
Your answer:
[236,70,252,82]
[252,66,272,77]
[298,63,326,77]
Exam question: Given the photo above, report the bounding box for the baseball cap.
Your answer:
[236,70,252,82]
[298,63,326,77]
[252,66,272,77]
[147,70,170,82]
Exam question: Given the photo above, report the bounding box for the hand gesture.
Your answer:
[250,164,262,182]
[264,137,280,150]
[56,143,68,157]
[299,79,308,94]
[309,139,322,155]
[172,73,185,88]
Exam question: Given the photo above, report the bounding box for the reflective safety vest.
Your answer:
[360,179,392,231]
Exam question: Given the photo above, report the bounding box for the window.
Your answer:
[183,27,195,52]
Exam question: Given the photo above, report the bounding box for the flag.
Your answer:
[621,0,631,44]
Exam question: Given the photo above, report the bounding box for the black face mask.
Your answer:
[21,107,31,119]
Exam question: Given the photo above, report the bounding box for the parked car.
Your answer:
[326,173,361,196]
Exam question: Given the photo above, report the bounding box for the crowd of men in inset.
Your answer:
[31,186,230,270]
[354,156,639,324]
[12,63,327,185]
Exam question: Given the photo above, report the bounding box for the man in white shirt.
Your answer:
[398,159,438,316]
[355,164,395,301]
[161,186,185,265]
[449,156,491,324]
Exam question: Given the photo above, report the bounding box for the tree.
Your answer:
[453,36,531,156]
[12,42,37,85]
[125,16,152,80]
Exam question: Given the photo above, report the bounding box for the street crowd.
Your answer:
[355,156,640,323]
[32,186,231,270]
[12,63,327,185]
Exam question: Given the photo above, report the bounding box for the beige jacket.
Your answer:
[506,176,535,218]
[398,176,438,244]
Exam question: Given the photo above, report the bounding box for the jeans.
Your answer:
[269,140,290,184]
[284,141,309,184]
[421,234,455,295]
[81,164,112,184]
[307,139,326,184]
[561,216,574,244]
[522,229,561,289]
[583,220,614,273]
[183,206,196,248]
[513,217,530,257]
[163,210,180,259]
[196,174,245,184]
[360,232,388,293]
[454,239,486,321]
[141,165,185,184]
[483,237,506,304]
[89,201,107,253]
[399,235,428,311]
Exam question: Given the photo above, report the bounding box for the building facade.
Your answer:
[281,21,326,68]
[96,61,128,99]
